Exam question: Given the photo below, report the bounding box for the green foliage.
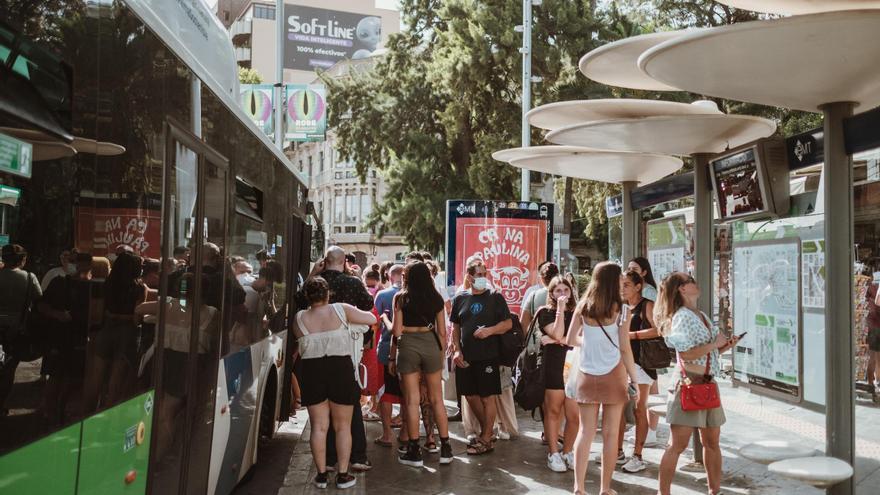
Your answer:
[238,67,264,84]
[325,0,604,252]
[326,0,824,255]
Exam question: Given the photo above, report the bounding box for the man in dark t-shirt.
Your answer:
[450,258,511,453]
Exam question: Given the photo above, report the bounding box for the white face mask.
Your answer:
[65,263,77,275]
[237,273,255,286]
[472,277,489,291]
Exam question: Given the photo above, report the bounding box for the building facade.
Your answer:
[225,1,406,265]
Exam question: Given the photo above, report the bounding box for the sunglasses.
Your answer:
[683,275,696,285]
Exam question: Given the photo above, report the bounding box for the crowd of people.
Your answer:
[292,246,742,495]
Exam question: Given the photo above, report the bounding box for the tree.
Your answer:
[238,66,264,84]
[325,0,605,252]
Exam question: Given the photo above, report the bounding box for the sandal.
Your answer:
[363,410,381,422]
[423,440,440,453]
[373,438,392,447]
[466,439,494,456]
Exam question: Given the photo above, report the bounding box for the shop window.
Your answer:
[253,4,276,19]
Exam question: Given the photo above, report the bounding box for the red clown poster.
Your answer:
[446,201,553,315]
[74,193,162,259]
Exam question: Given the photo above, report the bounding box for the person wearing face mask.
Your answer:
[41,248,76,291]
[450,257,512,455]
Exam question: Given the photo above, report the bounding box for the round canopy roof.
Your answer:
[71,137,127,156]
[579,30,696,91]
[0,127,127,156]
[545,114,776,155]
[718,0,880,14]
[31,141,77,162]
[492,146,683,184]
[527,99,721,131]
[638,10,880,112]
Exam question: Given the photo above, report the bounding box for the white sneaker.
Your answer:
[562,452,575,471]
[547,452,567,472]
[621,456,647,473]
[497,430,511,441]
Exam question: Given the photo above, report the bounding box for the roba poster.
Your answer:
[446,200,553,315]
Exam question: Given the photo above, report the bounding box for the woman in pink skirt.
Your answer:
[565,262,640,495]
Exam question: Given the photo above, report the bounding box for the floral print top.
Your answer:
[664,307,721,379]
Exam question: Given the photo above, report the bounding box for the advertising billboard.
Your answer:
[285,84,327,142]
[446,200,553,315]
[283,4,383,71]
[74,193,162,259]
[239,84,275,136]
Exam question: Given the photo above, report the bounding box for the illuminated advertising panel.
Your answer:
[446,200,553,315]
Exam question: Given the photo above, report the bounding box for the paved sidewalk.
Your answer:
[272,378,880,494]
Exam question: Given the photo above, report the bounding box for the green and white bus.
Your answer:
[0,1,312,494]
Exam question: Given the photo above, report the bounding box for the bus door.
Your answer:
[280,215,311,417]
[149,118,229,495]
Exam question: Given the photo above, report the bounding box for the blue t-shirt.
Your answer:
[375,285,400,364]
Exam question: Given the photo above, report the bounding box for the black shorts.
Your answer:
[868,328,880,352]
[542,344,568,390]
[455,359,501,398]
[297,356,361,407]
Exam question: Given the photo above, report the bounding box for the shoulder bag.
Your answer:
[634,300,672,369]
[677,352,721,411]
[331,303,369,390]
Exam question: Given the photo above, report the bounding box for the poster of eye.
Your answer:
[446,200,553,315]
[285,84,327,142]
[646,215,687,282]
[239,84,275,136]
[732,239,802,401]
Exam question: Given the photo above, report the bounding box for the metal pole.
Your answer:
[822,101,855,495]
[274,0,285,151]
[621,181,637,263]
[693,153,714,318]
[191,75,201,138]
[692,153,715,466]
[520,0,532,202]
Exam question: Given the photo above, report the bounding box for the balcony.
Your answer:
[235,46,252,64]
[230,19,252,43]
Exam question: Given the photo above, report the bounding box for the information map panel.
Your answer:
[731,239,802,401]
[646,215,687,282]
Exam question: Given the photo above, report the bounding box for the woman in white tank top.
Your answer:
[564,262,640,495]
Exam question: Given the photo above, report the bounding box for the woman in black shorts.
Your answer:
[538,275,578,472]
[294,277,377,490]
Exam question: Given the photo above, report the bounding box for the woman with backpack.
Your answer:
[391,261,453,467]
[537,275,578,472]
[617,270,663,473]
[566,262,640,495]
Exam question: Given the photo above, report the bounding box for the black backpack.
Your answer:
[499,312,525,368]
[513,308,547,412]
